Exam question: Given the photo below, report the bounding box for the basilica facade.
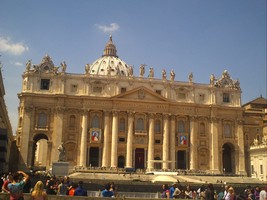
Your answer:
[16,36,246,175]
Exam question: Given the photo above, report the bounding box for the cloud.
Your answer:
[96,23,120,34]
[0,37,29,55]
[14,62,23,66]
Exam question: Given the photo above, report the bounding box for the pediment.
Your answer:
[113,86,168,102]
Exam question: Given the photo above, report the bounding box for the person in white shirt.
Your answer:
[259,187,267,200]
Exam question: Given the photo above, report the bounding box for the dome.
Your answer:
[89,36,130,76]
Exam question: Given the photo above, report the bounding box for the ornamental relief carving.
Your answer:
[134,136,147,144]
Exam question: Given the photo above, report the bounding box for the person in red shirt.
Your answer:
[2,174,13,193]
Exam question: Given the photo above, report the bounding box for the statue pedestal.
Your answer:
[52,162,69,176]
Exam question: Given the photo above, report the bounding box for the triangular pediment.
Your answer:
[113,86,168,102]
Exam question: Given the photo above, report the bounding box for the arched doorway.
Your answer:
[118,155,125,168]
[222,143,235,174]
[32,134,49,170]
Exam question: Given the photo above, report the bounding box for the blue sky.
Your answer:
[0,0,266,134]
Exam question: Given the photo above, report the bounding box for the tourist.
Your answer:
[259,186,267,200]
[217,185,226,200]
[74,181,87,196]
[169,183,176,198]
[205,183,215,200]
[57,178,68,195]
[31,181,48,200]
[8,170,29,200]
[67,182,77,196]
[173,184,182,199]
[185,185,193,199]
[45,176,56,195]
[225,187,236,200]
[2,174,13,193]
[161,184,170,198]
[101,183,114,197]
[255,186,261,200]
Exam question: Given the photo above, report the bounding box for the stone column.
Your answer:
[111,111,119,168]
[47,141,52,168]
[210,117,220,173]
[20,106,32,168]
[237,120,247,175]
[147,113,155,170]
[102,111,110,167]
[51,107,64,163]
[126,112,134,168]
[79,110,88,167]
[189,116,198,170]
[170,115,176,169]
[162,114,170,169]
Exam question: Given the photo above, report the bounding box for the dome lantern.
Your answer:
[102,35,118,58]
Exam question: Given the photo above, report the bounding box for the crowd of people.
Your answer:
[1,171,267,200]
[0,171,119,199]
[160,183,267,200]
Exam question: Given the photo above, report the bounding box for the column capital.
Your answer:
[170,115,176,121]
[127,111,135,118]
[24,106,33,113]
[81,108,89,115]
[54,106,65,114]
[189,116,198,121]
[210,117,219,123]
[163,113,170,120]
[148,113,156,119]
[112,111,119,116]
[236,119,244,125]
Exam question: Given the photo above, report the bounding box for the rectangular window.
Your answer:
[155,139,161,144]
[260,165,263,174]
[93,86,102,93]
[40,79,50,90]
[251,165,254,173]
[119,137,125,142]
[156,90,161,95]
[178,93,186,99]
[199,94,205,101]
[223,93,230,103]
[121,87,126,93]
[71,84,78,92]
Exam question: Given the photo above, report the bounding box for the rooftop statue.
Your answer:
[60,61,67,73]
[189,72,193,83]
[139,64,146,77]
[170,69,175,81]
[26,60,31,72]
[162,69,167,80]
[149,67,154,78]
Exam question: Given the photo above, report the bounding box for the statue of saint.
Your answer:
[139,64,146,77]
[60,61,67,73]
[210,74,215,85]
[170,69,175,81]
[162,69,167,79]
[189,72,193,82]
[253,138,258,146]
[85,64,90,74]
[149,67,154,78]
[128,65,133,76]
[26,60,31,71]
[58,143,66,162]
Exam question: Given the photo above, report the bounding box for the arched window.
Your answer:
[119,118,126,132]
[178,120,185,133]
[224,124,232,138]
[69,115,76,130]
[19,117,22,127]
[155,119,161,133]
[92,115,100,128]
[199,122,205,136]
[136,117,144,131]
[38,112,47,127]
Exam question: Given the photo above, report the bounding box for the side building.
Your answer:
[243,96,267,181]
[0,66,14,173]
[16,36,246,175]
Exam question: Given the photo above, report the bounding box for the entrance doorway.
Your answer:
[177,150,186,169]
[32,134,49,170]
[135,148,145,169]
[89,147,99,167]
[118,156,125,168]
[222,143,235,173]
